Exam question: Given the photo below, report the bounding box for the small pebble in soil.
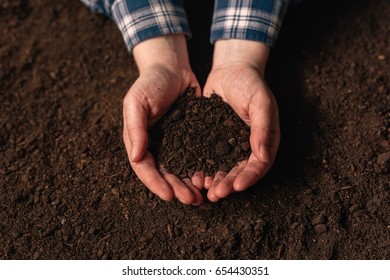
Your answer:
[377,151,390,165]
[290,222,299,229]
[199,203,213,211]
[312,213,326,225]
[111,188,119,196]
[51,199,60,206]
[150,88,251,178]
[314,224,327,234]
[33,252,40,260]
[377,54,385,61]
[348,204,359,213]
[88,227,96,235]
[380,140,389,148]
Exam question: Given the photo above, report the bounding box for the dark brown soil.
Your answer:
[150,88,250,178]
[1,0,389,260]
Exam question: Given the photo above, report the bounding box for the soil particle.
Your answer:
[215,142,231,156]
[314,224,327,234]
[150,88,250,177]
[377,152,390,165]
[111,188,119,196]
[349,204,360,213]
[199,203,213,211]
[276,243,285,259]
[240,142,251,152]
[219,163,230,172]
[377,54,385,61]
[167,224,174,240]
[228,138,237,146]
[33,252,40,260]
[50,199,60,206]
[312,213,327,225]
[88,227,96,235]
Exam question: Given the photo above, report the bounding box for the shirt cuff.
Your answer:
[210,0,290,47]
[110,0,191,52]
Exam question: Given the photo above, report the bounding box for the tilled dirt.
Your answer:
[0,0,389,259]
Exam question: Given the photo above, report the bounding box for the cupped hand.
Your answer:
[202,40,281,202]
[122,35,204,204]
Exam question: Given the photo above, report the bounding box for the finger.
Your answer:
[204,176,214,190]
[207,171,227,202]
[248,96,275,163]
[210,171,228,188]
[123,96,149,162]
[233,153,270,192]
[131,153,175,201]
[123,129,174,201]
[202,77,218,98]
[190,75,202,97]
[183,178,203,205]
[194,86,202,97]
[203,89,212,98]
[212,160,247,200]
[191,171,205,190]
[161,172,195,205]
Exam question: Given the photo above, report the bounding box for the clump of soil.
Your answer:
[150,88,251,178]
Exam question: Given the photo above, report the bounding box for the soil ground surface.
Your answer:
[1,0,389,259]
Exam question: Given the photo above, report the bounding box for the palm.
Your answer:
[127,65,196,125]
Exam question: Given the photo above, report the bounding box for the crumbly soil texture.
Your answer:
[1,0,389,259]
[150,88,250,178]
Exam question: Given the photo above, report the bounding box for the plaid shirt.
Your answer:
[81,0,291,52]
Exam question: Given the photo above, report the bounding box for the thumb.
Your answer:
[249,99,273,163]
[202,73,217,98]
[123,98,149,162]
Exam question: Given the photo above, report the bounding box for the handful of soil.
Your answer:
[150,88,251,178]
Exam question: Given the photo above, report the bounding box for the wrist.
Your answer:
[212,39,270,74]
[133,34,191,73]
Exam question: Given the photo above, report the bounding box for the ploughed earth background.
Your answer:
[0,0,389,259]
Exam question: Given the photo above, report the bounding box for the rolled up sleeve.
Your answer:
[80,0,191,52]
[211,0,290,47]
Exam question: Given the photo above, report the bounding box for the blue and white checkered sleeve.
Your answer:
[80,0,191,52]
[211,0,290,47]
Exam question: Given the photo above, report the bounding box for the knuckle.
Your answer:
[258,95,272,108]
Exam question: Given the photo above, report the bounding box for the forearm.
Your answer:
[212,40,270,75]
[133,34,191,73]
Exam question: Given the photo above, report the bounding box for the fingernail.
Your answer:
[177,197,188,204]
[128,135,135,161]
[130,148,137,162]
[260,145,270,163]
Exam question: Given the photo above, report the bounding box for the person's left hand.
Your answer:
[202,40,281,202]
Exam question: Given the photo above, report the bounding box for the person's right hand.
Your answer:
[123,35,203,205]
